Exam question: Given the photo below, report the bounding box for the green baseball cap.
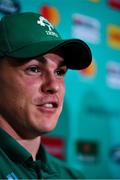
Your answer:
[0,12,92,70]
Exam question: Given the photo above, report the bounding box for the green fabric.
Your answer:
[0,12,92,70]
[0,128,85,179]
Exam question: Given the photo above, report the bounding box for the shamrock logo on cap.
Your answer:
[37,16,54,31]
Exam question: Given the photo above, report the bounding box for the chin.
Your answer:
[40,116,59,131]
[32,122,57,136]
[41,124,57,133]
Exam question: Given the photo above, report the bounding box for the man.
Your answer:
[0,12,92,179]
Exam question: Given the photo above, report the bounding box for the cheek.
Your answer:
[23,76,40,90]
[0,76,32,108]
[60,80,65,97]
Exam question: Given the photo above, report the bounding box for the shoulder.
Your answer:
[47,153,85,179]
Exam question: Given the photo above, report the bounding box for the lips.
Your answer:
[35,97,59,114]
[38,101,58,108]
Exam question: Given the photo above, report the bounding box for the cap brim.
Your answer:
[7,39,92,70]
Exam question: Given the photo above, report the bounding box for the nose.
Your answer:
[41,74,60,94]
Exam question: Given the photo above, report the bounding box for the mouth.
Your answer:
[39,102,58,108]
[40,102,58,108]
[36,101,59,113]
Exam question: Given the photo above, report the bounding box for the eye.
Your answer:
[26,66,41,75]
[55,67,67,77]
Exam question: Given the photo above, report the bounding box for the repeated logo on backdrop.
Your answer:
[108,0,120,10]
[79,60,96,76]
[41,136,64,159]
[88,0,101,2]
[72,13,101,44]
[75,140,98,163]
[107,24,120,49]
[0,0,20,14]
[106,61,120,89]
[110,145,120,163]
[40,5,60,26]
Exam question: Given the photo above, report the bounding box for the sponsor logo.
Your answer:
[72,13,101,44]
[76,140,98,162]
[110,145,120,164]
[41,136,64,159]
[0,0,20,14]
[40,5,60,26]
[106,61,120,89]
[87,105,120,118]
[79,60,96,76]
[108,0,120,10]
[89,0,100,3]
[107,24,120,49]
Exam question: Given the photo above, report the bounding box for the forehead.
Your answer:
[40,52,65,66]
[0,52,66,68]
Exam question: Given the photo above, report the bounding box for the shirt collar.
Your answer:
[0,128,59,177]
[0,128,32,163]
[36,143,59,177]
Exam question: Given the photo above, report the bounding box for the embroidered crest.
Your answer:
[6,172,18,180]
[37,16,54,31]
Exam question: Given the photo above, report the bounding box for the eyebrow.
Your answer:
[36,56,67,67]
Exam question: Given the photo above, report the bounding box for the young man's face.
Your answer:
[0,53,67,138]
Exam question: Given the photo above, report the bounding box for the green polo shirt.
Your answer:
[0,128,84,179]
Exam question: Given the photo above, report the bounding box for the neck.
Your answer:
[18,136,41,161]
[0,118,41,160]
